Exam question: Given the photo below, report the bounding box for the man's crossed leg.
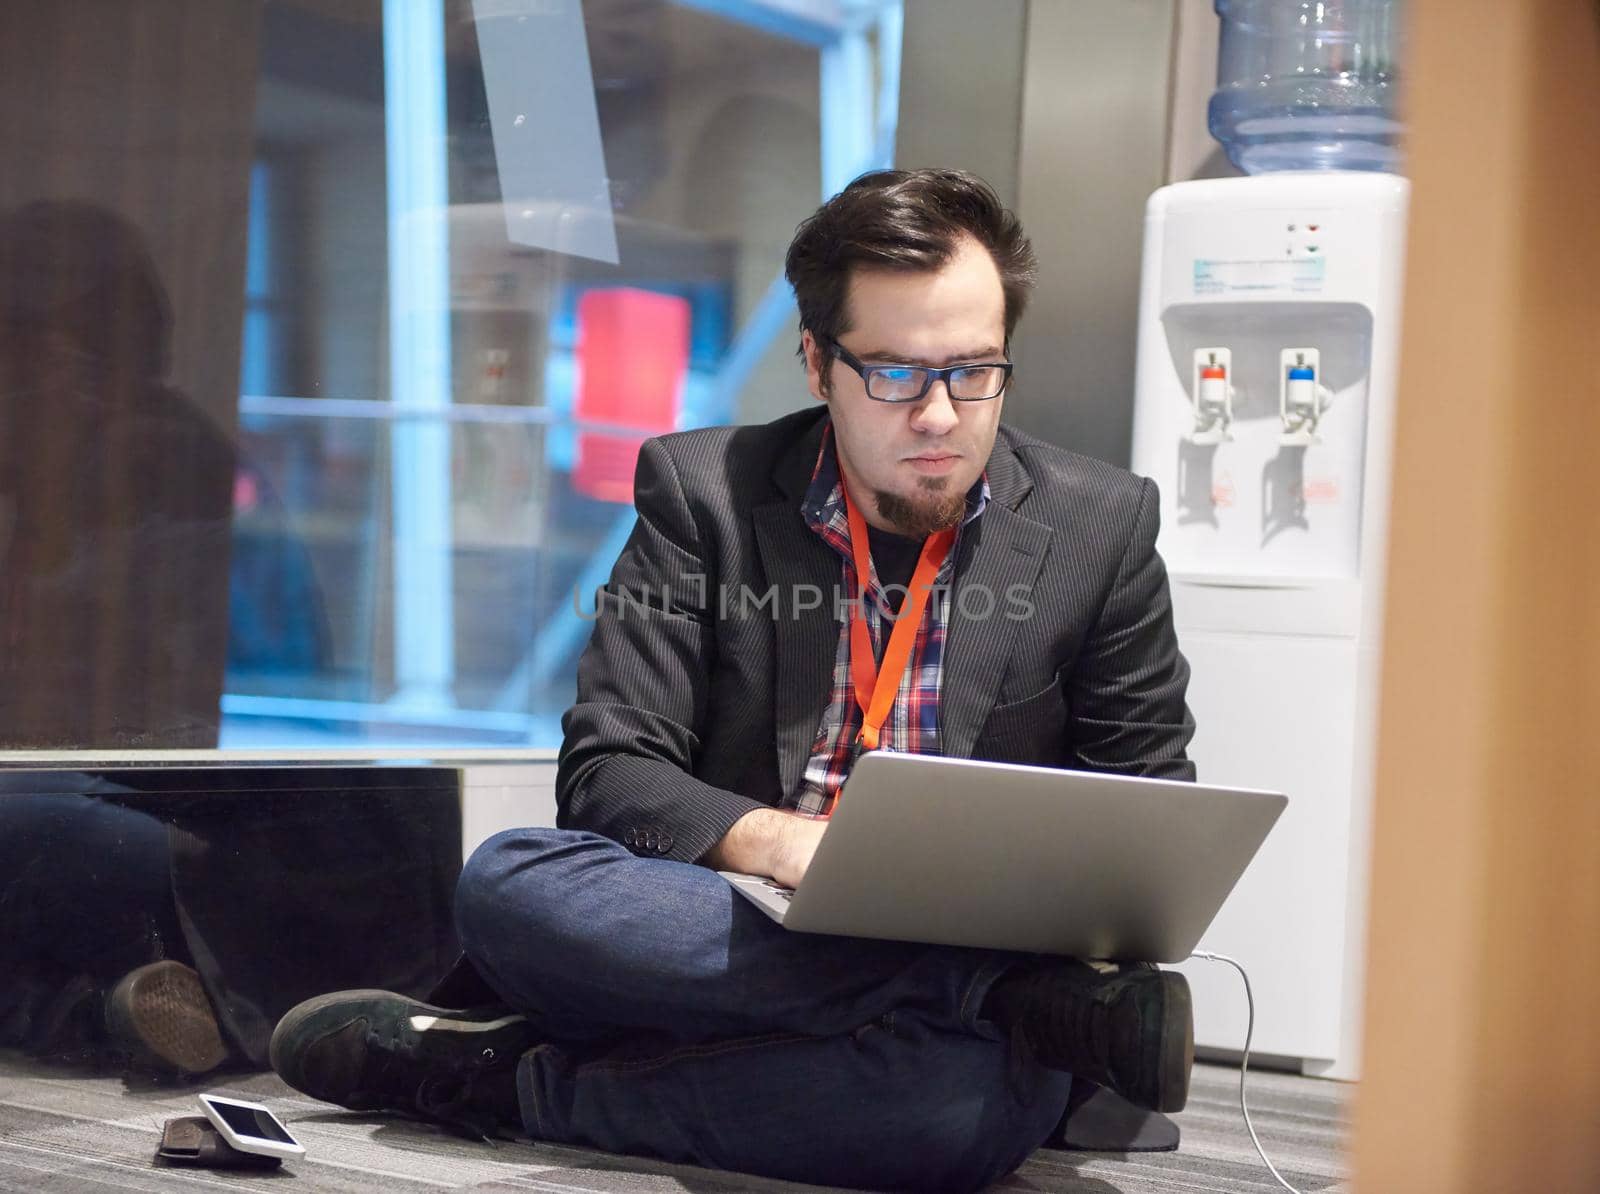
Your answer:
[270,828,1192,1192]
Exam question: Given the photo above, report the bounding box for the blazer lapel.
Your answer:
[754,412,840,800]
[939,437,1053,760]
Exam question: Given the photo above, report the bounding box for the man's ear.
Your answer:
[801,330,828,404]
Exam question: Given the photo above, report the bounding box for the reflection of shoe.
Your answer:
[5,968,105,1068]
[104,961,229,1076]
[269,990,532,1140]
[984,960,1194,1112]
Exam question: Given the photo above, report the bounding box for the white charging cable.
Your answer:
[1189,950,1306,1194]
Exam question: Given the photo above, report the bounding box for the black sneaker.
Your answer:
[984,960,1194,1113]
[269,990,534,1141]
[105,961,230,1077]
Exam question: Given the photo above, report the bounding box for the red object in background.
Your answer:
[573,288,690,503]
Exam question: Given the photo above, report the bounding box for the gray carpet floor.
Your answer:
[0,1057,1347,1192]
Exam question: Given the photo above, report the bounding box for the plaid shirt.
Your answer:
[784,427,989,817]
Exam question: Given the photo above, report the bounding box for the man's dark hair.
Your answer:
[783,168,1037,376]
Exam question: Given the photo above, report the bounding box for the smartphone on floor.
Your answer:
[197,1093,306,1160]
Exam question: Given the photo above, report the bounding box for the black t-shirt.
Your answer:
[864,524,924,614]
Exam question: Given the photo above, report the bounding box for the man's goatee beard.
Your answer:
[873,486,966,539]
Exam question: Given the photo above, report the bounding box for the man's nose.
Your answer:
[909,379,959,434]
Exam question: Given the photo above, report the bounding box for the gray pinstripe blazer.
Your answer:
[556,405,1195,865]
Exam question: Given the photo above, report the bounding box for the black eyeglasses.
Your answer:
[827,340,1013,403]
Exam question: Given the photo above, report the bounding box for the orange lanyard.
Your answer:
[841,481,955,755]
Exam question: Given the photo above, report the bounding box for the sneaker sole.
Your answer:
[269,989,531,1104]
[105,961,228,1076]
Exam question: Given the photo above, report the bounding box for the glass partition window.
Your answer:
[0,0,904,750]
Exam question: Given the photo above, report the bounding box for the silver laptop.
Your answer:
[720,752,1285,963]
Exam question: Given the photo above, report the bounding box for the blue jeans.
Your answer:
[453,828,1072,1192]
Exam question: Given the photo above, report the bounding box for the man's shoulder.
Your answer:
[644,407,824,497]
[995,423,1149,506]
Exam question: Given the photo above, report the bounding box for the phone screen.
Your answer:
[205,1100,297,1144]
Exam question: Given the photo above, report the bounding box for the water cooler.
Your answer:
[1130,171,1408,1078]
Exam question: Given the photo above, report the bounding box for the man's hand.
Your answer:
[703,808,828,889]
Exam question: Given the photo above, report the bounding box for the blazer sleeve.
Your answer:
[556,437,769,863]
[1064,476,1197,780]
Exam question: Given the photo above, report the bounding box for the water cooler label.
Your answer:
[1194,257,1325,296]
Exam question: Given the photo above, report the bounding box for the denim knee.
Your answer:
[455,827,517,948]
[454,827,606,956]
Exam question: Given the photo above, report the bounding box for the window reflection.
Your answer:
[0,0,902,752]
[0,202,236,749]
[0,769,461,1075]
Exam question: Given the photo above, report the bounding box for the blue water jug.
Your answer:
[1209,0,1403,174]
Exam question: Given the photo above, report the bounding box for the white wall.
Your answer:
[460,760,560,859]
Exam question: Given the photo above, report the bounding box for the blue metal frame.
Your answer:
[670,0,846,47]
[383,0,456,713]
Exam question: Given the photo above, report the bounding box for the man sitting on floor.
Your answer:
[269,168,1198,1193]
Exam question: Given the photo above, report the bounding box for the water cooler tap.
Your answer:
[1190,348,1235,445]
[1279,348,1333,445]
